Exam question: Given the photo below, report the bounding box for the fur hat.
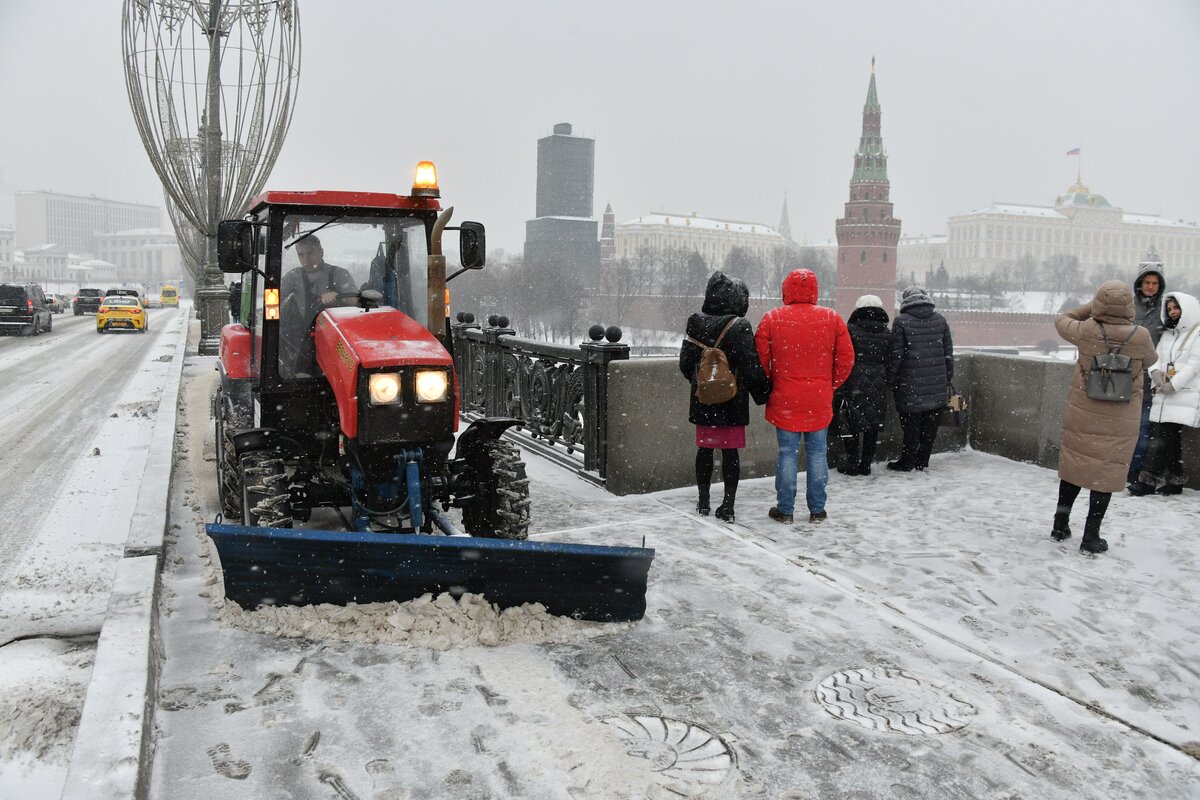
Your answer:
[855,294,883,310]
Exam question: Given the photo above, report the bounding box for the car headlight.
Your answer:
[414,369,449,403]
[368,373,401,405]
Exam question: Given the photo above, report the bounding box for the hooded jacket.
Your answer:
[888,286,954,415]
[1056,281,1158,492]
[1133,265,1166,345]
[679,272,770,427]
[754,269,854,432]
[835,304,892,432]
[1149,291,1200,428]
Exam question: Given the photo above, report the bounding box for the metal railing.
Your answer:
[450,314,629,481]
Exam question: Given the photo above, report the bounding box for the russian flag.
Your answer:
[1066,147,1081,156]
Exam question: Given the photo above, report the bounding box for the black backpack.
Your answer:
[1084,322,1137,402]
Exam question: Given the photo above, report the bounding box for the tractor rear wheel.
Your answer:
[239,452,293,529]
[214,389,251,520]
[462,439,531,539]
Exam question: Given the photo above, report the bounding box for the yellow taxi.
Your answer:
[97,295,148,334]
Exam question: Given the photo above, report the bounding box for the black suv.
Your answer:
[74,288,104,315]
[0,283,53,336]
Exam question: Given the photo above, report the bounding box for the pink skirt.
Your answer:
[696,424,746,449]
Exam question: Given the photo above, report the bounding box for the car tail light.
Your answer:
[131,307,142,314]
[27,299,33,311]
[99,306,109,313]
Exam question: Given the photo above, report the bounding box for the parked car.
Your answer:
[44,293,66,314]
[97,295,148,333]
[0,283,53,336]
[74,288,104,315]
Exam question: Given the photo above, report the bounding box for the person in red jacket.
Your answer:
[755,269,855,523]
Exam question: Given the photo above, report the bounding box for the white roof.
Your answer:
[77,258,117,268]
[1122,214,1198,229]
[619,213,783,238]
[954,204,1068,220]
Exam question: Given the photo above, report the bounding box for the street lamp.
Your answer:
[122,0,301,353]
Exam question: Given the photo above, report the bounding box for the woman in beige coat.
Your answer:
[1053,281,1158,553]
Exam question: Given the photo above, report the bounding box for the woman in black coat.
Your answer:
[834,294,892,475]
[679,272,770,521]
[887,285,954,471]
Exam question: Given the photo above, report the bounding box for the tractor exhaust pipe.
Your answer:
[427,207,453,333]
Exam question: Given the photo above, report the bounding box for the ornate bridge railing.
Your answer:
[450,313,630,482]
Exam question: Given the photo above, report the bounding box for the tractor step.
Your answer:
[205,522,654,622]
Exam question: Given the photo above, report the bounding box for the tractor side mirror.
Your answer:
[459,221,485,269]
[217,220,257,273]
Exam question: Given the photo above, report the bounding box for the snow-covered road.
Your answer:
[0,308,185,797]
[146,355,1200,799]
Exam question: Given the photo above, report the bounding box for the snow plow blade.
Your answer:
[205,523,655,622]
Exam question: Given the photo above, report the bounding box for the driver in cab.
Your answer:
[280,234,358,378]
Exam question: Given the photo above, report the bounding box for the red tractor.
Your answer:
[206,163,652,621]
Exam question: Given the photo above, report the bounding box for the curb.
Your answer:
[59,309,190,800]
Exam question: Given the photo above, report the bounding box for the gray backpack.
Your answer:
[1085,322,1137,402]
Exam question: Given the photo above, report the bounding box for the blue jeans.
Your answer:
[1129,390,1153,480]
[775,427,829,516]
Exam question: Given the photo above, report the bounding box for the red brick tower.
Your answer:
[836,59,901,315]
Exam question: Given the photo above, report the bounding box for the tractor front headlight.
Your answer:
[414,369,450,403]
[368,372,401,405]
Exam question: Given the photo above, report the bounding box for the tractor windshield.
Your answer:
[278,214,429,379]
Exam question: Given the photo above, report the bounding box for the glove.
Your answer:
[1159,380,1177,396]
[1150,370,1167,388]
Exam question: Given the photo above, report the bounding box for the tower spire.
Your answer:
[835,59,901,316]
[778,192,793,242]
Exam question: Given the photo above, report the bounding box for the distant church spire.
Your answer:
[778,192,793,242]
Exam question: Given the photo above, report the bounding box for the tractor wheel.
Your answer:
[239,452,293,529]
[214,389,250,519]
[462,439,531,539]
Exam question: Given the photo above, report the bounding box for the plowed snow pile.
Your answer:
[215,591,624,649]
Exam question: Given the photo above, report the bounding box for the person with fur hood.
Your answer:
[887,285,954,471]
[1128,264,1166,482]
[834,294,892,476]
[1128,291,1200,496]
[679,272,770,521]
[754,269,854,524]
[1054,281,1157,553]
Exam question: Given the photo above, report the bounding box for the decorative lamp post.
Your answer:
[122,0,300,353]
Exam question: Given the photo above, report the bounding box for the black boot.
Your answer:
[697,485,710,516]
[714,489,736,522]
[1079,518,1108,554]
[1051,511,1072,541]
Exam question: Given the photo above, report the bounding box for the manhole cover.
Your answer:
[602,715,735,785]
[815,667,976,735]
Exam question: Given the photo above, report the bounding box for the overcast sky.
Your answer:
[2,0,1198,255]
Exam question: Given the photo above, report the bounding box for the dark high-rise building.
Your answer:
[524,122,600,288]
[536,122,595,218]
[835,60,902,315]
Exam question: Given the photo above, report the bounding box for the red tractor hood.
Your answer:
[313,306,456,440]
[316,306,452,368]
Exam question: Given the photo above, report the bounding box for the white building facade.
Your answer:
[614,212,788,266]
[15,191,162,254]
[943,183,1200,279]
[95,229,182,288]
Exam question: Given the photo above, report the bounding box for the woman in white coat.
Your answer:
[1129,291,1200,495]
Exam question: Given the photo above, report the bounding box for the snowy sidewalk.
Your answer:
[147,359,1200,800]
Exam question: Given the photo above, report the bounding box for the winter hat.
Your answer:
[899,285,933,311]
[855,294,884,310]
